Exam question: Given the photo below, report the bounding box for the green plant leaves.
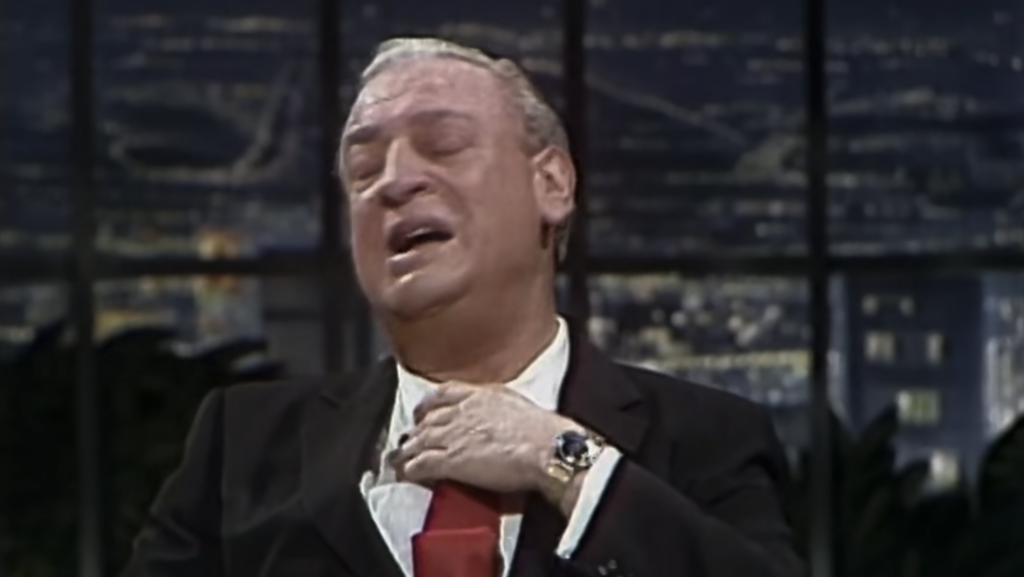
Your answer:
[791,407,1024,577]
[977,417,1024,512]
[0,321,282,577]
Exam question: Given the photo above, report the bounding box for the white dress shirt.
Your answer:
[359,317,622,577]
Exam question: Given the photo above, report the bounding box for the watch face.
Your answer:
[556,430,591,467]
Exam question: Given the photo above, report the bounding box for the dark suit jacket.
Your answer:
[122,330,804,577]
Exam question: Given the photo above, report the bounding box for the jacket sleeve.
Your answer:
[120,388,225,576]
[566,404,804,577]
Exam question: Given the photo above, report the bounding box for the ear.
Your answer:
[530,145,576,228]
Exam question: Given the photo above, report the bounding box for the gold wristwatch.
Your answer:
[544,427,607,486]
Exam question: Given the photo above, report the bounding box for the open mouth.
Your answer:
[387,222,455,255]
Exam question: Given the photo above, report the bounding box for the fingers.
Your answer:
[390,428,448,483]
[413,384,476,424]
[390,422,453,472]
[397,449,447,483]
[417,405,459,429]
[392,384,491,485]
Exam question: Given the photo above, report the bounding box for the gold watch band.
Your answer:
[539,427,605,502]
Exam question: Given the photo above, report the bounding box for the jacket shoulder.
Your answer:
[219,367,377,426]
[616,362,773,436]
[620,363,765,410]
[211,368,381,479]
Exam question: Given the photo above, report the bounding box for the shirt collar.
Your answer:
[372,317,570,484]
[394,316,570,416]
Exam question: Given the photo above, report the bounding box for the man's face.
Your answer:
[340,57,573,321]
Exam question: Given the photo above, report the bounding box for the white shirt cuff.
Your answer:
[554,446,623,559]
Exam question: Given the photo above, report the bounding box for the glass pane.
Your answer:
[828,2,1024,254]
[0,0,73,257]
[589,274,810,447]
[556,273,570,311]
[99,274,327,565]
[95,275,327,374]
[0,284,72,575]
[586,1,806,257]
[341,0,564,115]
[92,0,323,257]
[0,284,67,359]
[828,272,1024,576]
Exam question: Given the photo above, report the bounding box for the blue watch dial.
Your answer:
[555,430,592,467]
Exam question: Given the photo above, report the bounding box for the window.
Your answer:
[92,0,325,257]
[0,283,74,573]
[96,274,328,561]
[95,275,326,372]
[585,0,806,257]
[897,389,942,426]
[341,0,563,110]
[927,450,961,491]
[865,331,897,363]
[828,1,1024,254]
[555,274,570,311]
[836,272,1009,517]
[926,332,946,364]
[589,274,810,445]
[7,1,1024,575]
[983,273,1024,435]
[900,297,916,317]
[0,0,73,258]
[861,295,880,315]
[0,284,67,358]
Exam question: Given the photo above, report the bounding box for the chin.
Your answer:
[376,272,469,322]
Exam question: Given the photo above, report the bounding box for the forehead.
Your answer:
[346,58,513,131]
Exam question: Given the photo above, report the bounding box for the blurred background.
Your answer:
[2,0,1024,575]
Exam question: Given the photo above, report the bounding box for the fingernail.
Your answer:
[398,433,409,446]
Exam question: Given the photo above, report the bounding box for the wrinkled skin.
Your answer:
[389,383,578,493]
[339,56,578,495]
[340,57,574,325]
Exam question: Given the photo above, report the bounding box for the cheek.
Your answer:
[465,159,532,213]
[348,202,383,260]
[491,171,541,224]
[467,188,540,258]
[447,155,539,247]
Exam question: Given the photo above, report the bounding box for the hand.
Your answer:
[389,383,574,494]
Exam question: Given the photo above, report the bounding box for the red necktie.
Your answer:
[412,481,502,577]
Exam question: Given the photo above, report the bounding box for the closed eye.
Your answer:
[344,152,384,189]
[420,133,471,157]
[414,117,475,158]
[349,163,382,182]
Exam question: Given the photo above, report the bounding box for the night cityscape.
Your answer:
[5,1,1024,258]
[3,0,1024,573]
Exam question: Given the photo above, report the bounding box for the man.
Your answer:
[123,37,803,577]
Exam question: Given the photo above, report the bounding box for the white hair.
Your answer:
[353,37,574,262]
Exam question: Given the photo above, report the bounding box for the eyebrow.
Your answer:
[342,108,476,147]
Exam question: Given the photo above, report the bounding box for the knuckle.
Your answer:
[425,408,448,426]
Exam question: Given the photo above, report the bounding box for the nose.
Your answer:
[375,140,431,207]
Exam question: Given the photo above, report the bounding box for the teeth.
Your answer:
[396,227,437,253]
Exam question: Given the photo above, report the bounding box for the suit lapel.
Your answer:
[509,327,650,577]
[301,361,405,577]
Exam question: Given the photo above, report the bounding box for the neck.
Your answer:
[385,279,559,384]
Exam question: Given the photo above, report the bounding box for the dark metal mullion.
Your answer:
[69,0,104,574]
[6,250,1024,287]
[98,254,326,276]
[587,253,1024,275]
[317,0,349,373]
[804,0,834,574]
[562,0,590,323]
[588,256,813,276]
